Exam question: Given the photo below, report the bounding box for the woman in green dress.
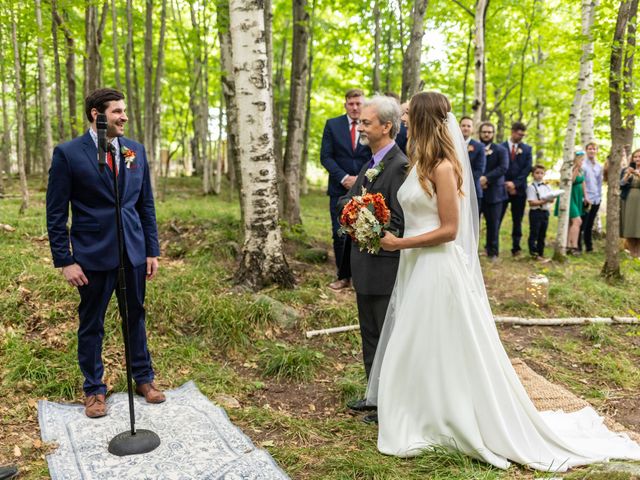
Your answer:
[620,148,640,258]
[555,151,589,255]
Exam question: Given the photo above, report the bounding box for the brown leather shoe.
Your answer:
[135,382,166,404]
[328,278,351,290]
[85,394,107,418]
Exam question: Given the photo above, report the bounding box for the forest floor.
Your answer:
[1,176,639,479]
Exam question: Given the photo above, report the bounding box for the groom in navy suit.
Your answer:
[321,89,371,290]
[46,88,164,418]
[500,122,533,256]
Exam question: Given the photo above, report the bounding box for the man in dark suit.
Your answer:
[46,88,164,418]
[338,96,407,423]
[479,121,509,261]
[321,89,371,290]
[459,116,486,212]
[500,121,533,256]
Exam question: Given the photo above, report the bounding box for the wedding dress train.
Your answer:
[366,165,640,471]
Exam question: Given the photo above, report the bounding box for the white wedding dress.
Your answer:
[365,163,640,471]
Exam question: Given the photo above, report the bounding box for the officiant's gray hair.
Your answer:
[363,96,401,140]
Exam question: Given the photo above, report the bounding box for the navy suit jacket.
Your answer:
[501,141,533,196]
[46,131,160,271]
[320,114,371,197]
[482,142,509,205]
[396,124,408,155]
[467,139,486,199]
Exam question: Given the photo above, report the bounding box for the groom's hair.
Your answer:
[363,96,401,139]
[85,88,125,122]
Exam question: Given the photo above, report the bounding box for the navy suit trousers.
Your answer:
[482,200,503,257]
[501,195,527,254]
[77,257,154,395]
[528,209,549,256]
[330,195,351,279]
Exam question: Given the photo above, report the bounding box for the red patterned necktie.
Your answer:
[106,151,118,177]
[350,121,356,151]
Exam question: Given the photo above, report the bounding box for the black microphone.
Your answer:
[97,113,108,172]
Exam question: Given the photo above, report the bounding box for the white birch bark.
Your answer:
[229,0,293,289]
[554,0,598,259]
[472,0,489,126]
[11,14,29,212]
[35,0,54,183]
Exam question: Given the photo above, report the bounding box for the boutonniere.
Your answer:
[485,146,493,156]
[121,145,136,169]
[365,161,384,182]
[468,144,475,152]
[517,148,523,155]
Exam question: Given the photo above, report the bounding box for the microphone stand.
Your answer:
[106,142,160,456]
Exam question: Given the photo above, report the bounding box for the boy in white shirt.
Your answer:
[527,165,554,260]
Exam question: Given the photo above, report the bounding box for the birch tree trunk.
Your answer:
[301,0,317,196]
[373,0,381,93]
[51,0,65,140]
[11,13,29,213]
[283,0,309,225]
[35,0,54,184]
[401,0,428,101]
[603,0,638,279]
[554,0,598,260]
[229,0,294,289]
[217,0,241,205]
[0,43,10,193]
[580,0,596,147]
[462,26,472,117]
[111,0,122,91]
[125,0,141,139]
[472,0,489,126]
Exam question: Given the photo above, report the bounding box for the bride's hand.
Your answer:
[380,231,400,251]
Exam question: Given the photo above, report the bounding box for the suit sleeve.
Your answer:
[386,161,407,236]
[320,121,348,186]
[46,146,75,268]
[485,147,508,184]
[472,145,486,179]
[135,145,161,257]
[337,165,367,212]
[514,146,533,191]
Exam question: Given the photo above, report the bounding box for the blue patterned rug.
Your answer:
[38,381,289,479]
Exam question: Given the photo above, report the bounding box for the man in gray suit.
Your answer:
[338,96,408,423]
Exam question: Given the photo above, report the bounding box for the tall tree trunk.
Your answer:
[0,28,11,193]
[384,8,393,93]
[214,89,224,195]
[373,0,381,93]
[603,0,638,278]
[229,0,294,289]
[55,9,78,137]
[111,0,122,91]
[51,0,65,140]
[401,0,428,101]
[517,0,538,121]
[554,0,598,260]
[535,99,545,160]
[35,0,54,184]
[11,11,29,212]
[301,0,317,196]
[462,26,472,117]
[188,1,205,179]
[125,0,139,139]
[84,2,100,97]
[272,17,287,210]
[218,0,241,205]
[283,0,309,225]
[472,0,489,125]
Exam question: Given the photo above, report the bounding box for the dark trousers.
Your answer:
[579,203,600,252]
[330,195,351,279]
[356,293,391,379]
[77,258,154,395]
[482,200,503,257]
[528,209,549,256]
[501,194,527,254]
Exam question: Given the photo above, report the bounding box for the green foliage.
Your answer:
[259,341,324,381]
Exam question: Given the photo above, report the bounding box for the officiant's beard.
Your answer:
[359,135,369,146]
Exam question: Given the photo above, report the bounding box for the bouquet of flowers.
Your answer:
[338,189,391,254]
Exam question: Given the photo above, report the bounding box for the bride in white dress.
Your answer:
[365,91,640,471]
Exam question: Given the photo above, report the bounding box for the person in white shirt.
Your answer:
[526,164,554,260]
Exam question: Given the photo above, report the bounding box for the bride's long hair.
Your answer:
[407,92,464,196]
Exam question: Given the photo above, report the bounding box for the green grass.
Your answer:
[1,176,640,479]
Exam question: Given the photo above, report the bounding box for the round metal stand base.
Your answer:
[108,429,160,456]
